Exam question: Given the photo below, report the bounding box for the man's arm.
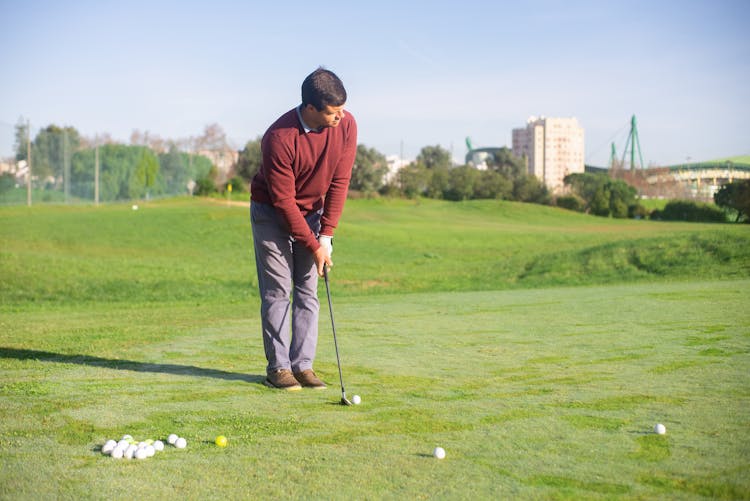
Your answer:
[262,132,321,253]
[321,116,358,237]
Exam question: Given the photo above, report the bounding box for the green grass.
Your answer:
[2,197,747,305]
[1,197,749,499]
[637,198,669,211]
[710,155,750,164]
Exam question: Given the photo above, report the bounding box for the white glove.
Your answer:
[318,235,333,256]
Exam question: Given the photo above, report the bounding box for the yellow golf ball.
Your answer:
[215,435,228,447]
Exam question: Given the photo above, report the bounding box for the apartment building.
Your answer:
[512,116,585,192]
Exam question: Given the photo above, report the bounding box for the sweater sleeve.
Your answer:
[262,132,321,251]
[320,116,358,237]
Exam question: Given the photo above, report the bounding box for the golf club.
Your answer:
[323,266,352,406]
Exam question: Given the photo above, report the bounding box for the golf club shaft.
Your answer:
[323,267,347,399]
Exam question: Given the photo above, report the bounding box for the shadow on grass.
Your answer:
[0,347,265,385]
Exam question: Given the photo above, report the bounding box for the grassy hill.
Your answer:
[710,155,750,164]
[1,197,748,308]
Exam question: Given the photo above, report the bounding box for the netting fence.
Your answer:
[0,119,237,206]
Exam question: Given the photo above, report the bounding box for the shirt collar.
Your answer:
[296,105,317,133]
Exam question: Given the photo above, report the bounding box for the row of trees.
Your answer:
[11,122,218,201]
[9,120,748,222]
[559,173,642,218]
[231,139,550,204]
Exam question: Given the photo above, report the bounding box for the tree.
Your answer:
[513,174,550,204]
[556,194,585,212]
[129,149,161,199]
[589,186,611,216]
[480,147,547,203]
[563,172,637,218]
[189,154,214,183]
[196,123,228,152]
[27,125,81,182]
[485,147,526,178]
[714,180,750,222]
[70,144,162,201]
[474,170,512,199]
[0,173,15,194]
[14,118,28,162]
[416,145,452,170]
[159,145,190,195]
[608,181,637,218]
[398,163,430,198]
[444,165,477,200]
[130,129,167,153]
[236,137,263,182]
[194,165,219,196]
[195,123,232,181]
[426,165,449,199]
[351,144,387,194]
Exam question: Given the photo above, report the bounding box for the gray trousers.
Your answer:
[250,201,321,374]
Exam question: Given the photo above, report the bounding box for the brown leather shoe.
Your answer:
[293,369,327,389]
[264,369,302,391]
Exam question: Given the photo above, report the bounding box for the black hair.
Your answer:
[301,67,347,111]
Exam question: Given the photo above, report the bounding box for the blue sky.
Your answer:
[1,0,748,166]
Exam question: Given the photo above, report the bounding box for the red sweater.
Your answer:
[251,107,357,252]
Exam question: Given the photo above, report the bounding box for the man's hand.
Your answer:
[313,245,332,277]
[318,235,333,256]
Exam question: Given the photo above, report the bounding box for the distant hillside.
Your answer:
[711,155,750,164]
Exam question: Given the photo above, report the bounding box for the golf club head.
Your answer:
[340,396,353,406]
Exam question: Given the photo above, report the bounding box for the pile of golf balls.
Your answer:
[101,433,185,460]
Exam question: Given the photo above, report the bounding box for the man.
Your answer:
[250,68,357,391]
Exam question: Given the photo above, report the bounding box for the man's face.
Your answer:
[304,104,346,129]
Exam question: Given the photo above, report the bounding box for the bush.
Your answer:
[0,173,16,194]
[714,180,750,223]
[628,203,650,219]
[194,176,217,196]
[659,200,726,223]
[224,176,247,194]
[556,195,584,212]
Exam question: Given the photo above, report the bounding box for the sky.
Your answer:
[1,0,748,167]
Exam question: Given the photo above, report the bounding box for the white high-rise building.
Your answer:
[512,116,585,192]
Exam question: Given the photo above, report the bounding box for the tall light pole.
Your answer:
[94,135,99,205]
[26,119,31,207]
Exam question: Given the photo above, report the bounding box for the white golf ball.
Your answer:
[167,434,178,445]
[153,440,164,451]
[121,434,133,441]
[352,395,361,405]
[111,447,124,459]
[433,447,446,459]
[102,440,117,455]
[116,439,129,450]
[655,423,667,435]
[145,445,155,457]
[135,448,148,460]
[124,445,137,459]
[175,437,187,449]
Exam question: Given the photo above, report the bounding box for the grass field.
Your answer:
[1,198,749,499]
[711,155,750,164]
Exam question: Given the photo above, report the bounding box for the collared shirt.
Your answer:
[250,107,357,252]
[296,105,317,133]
